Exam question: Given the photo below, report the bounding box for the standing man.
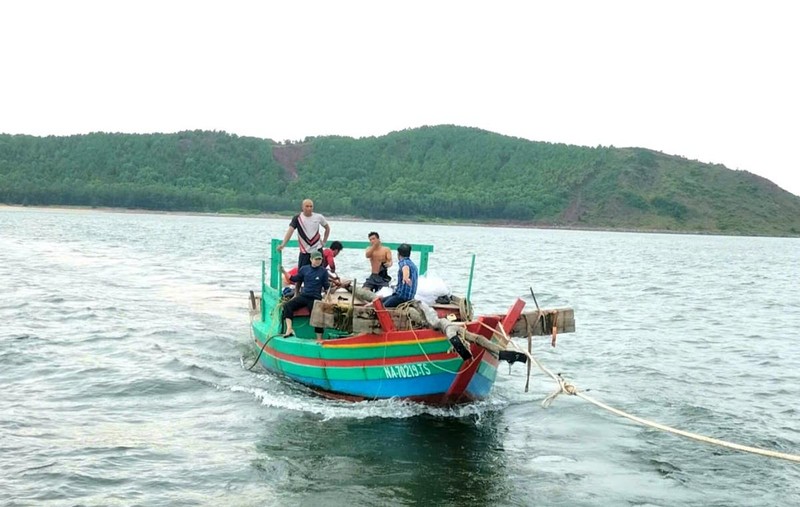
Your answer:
[277,199,330,268]
[363,231,392,292]
[379,243,418,308]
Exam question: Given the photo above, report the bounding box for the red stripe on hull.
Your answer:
[255,339,460,367]
[323,328,443,346]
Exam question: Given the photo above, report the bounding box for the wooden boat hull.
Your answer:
[252,318,499,405]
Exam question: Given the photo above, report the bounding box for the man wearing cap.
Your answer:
[277,199,331,269]
[378,243,418,308]
[280,249,330,339]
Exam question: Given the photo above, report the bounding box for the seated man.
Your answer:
[322,240,344,284]
[379,243,418,308]
[362,231,392,292]
[280,249,330,339]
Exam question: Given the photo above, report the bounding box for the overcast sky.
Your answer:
[2,0,798,196]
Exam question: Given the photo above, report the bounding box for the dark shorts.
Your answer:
[297,252,311,268]
[362,273,389,292]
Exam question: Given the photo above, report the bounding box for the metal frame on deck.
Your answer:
[266,239,434,291]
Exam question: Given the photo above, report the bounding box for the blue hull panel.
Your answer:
[260,361,497,401]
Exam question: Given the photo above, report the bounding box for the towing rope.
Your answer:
[507,335,800,463]
[245,298,283,371]
[408,328,469,374]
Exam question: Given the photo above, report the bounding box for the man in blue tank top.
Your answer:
[379,243,418,308]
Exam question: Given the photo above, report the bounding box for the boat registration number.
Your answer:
[383,363,432,379]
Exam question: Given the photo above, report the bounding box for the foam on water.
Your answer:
[228,379,508,421]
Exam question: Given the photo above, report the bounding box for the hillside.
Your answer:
[1,126,799,236]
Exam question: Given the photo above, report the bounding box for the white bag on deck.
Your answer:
[414,275,451,305]
[374,286,393,298]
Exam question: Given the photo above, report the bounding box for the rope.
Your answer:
[475,319,512,344]
[523,314,533,392]
[332,304,353,331]
[512,338,800,463]
[245,298,284,371]
[410,328,469,374]
[475,310,800,463]
[372,318,394,400]
[573,389,800,463]
[246,330,278,371]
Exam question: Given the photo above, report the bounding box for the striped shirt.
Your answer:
[394,257,418,301]
[289,212,328,253]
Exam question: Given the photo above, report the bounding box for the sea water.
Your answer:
[1,207,798,506]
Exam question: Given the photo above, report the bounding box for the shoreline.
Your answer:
[1,203,794,238]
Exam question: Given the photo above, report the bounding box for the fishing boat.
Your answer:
[249,239,574,405]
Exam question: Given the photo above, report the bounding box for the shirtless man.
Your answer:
[362,231,393,292]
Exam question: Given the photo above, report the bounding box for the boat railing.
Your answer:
[260,239,437,323]
[266,239,434,291]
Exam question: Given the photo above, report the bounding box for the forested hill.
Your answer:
[1,126,799,236]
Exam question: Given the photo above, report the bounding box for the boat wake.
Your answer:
[228,375,509,421]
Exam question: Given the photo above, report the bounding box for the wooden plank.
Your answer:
[309,299,575,337]
[311,302,422,334]
[507,308,575,336]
